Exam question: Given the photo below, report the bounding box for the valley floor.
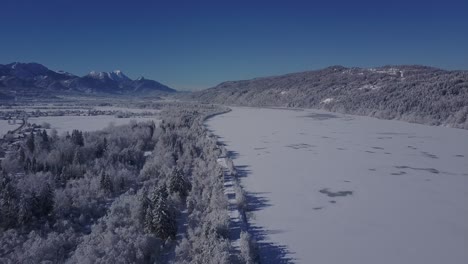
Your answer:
[0,120,20,137]
[206,107,468,264]
[28,115,160,134]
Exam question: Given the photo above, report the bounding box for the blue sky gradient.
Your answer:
[1,0,467,90]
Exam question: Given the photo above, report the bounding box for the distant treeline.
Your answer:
[190,65,468,129]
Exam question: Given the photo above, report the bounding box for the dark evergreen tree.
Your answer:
[40,129,50,150]
[147,184,176,240]
[39,184,54,217]
[26,131,35,153]
[169,168,191,198]
[71,130,84,146]
[58,166,69,185]
[73,150,82,165]
[18,147,26,163]
[17,195,32,226]
[95,137,108,158]
[143,204,153,233]
[30,191,41,218]
[99,171,113,194]
[0,175,18,230]
[31,157,37,172]
[119,177,125,191]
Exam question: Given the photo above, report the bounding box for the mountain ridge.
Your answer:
[190,65,468,129]
[0,62,176,98]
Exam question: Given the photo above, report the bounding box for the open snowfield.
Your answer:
[93,106,161,113]
[0,107,160,114]
[206,107,468,264]
[0,120,21,137]
[28,115,160,135]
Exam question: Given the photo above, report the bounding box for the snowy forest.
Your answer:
[0,103,256,263]
[190,65,468,129]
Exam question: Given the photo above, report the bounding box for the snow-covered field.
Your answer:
[93,106,161,113]
[0,105,160,113]
[28,115,160,135]
[0,120,20,137]
[206,107,468,264]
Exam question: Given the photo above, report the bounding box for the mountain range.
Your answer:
[190,65,468,129]
[0,62,175,98]
[3,62,467,129]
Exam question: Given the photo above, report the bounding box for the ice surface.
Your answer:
[206,107,468,264]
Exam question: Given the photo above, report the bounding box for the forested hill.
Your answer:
[191,65,468,129]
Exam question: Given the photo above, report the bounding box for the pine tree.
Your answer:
[143,191,157,233]
[39,184,54,217]
[0,175,18,229]
[99,171,113,194]
[18,195,32,226]
[58,166,69,185]
[169,168,191,198]
[73,150,81,165]
[41,129,50,150]
[119,177,125,191]
[30,191,41,218]
[148,184,177,240]
[71,130,84,146]
[26,132,35,153]
[31,157,37,172]
[144,204,154,233]
[19,148,26,163]
[95,137,108,158]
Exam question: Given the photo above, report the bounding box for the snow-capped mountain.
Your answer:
[87,70,131,83]
[0,62,176,97]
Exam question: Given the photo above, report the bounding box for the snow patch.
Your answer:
[358,84,381,90]
[321,98,334,104]
[0,120,21,137]
[369,67,403,77]
[87,70,131,82]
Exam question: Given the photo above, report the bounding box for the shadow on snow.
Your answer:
[227,150,296,263]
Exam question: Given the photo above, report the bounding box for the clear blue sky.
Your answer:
[1,0,467,90]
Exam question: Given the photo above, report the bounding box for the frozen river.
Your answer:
[206,107,468,264]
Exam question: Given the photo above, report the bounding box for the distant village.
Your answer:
[0,117,37,162]
[0,108,157,162]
